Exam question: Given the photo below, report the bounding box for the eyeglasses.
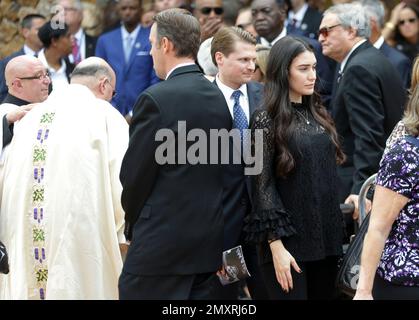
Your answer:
[200,7,224,15]
[63,7,78,12]
[399,18,417,26]
[17,72,50,81]
[317,24,342,37]
[105,79,117,98]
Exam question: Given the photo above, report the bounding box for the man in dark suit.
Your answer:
[56,0,97,64]
[319,3,406,207]
[251,0,336,108]
[362,0,411,89]
[0,14,46,102]
[210,26,268,300]
[118,8,232,300]
[286,0,323,40]
[95,0,159,117]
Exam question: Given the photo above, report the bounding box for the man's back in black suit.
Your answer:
[118,9,232,300]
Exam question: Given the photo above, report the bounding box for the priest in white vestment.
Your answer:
[0,57,128,299]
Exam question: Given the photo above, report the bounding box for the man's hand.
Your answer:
[344,194,371,220]
[5,104,35,125]
[200,18,223,42]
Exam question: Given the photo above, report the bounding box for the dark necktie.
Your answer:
[231,90,248,142]
[287,18,298,34]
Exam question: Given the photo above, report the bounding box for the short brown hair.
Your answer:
[153,8,201,59]
[211,26,256,66]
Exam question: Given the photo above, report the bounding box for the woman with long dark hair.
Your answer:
[244,36,345,300]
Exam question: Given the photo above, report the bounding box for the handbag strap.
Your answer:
[405,135,419,148]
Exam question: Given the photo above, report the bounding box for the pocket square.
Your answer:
[136,51,150,56]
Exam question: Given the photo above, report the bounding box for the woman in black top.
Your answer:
[244,36,345,300]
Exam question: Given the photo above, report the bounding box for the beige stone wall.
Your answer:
[0,0,104,59]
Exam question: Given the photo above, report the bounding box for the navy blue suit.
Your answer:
[95,26,159,116]
[0,49,25,103]
[379,42,411,89]
[287,6,323,40]
[213,80,268,300]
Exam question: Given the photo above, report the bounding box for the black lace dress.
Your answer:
[244,103,343,264]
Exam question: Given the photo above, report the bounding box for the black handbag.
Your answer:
[335,214,370,297]
[336,173,377,297]
[0,240,9,274]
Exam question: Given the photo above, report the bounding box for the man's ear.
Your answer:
[215,51,224,67]
[161,37,173,54]
[21,28,30,39]
[98,78,107,96]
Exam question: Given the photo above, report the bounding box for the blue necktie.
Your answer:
[231,90,248,142]
[124,35,133,63]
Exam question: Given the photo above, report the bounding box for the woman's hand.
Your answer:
[353,289,373,300]
[269,240,301,293]
[389,2,406,25]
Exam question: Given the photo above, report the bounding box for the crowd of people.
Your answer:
[0,0,417,300]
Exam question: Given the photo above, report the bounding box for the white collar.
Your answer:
[340,39,367,73]
[23,45,37,56]
[165,62,196,80]
[215,75,248,99]
[373,36,385,49]
[37,49,66,73]
[73,28,84,42]
[121,24,141,41]
[260,28,287,47]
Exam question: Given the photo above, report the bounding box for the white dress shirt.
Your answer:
[215,75,250,124]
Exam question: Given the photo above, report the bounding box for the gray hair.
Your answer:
[359,0,385,29]
[70,64,113,82]
[55,0,83,11]
[324,3,371,38]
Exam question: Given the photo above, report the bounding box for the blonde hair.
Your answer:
[403,56,419,136]
[255,44,270,80]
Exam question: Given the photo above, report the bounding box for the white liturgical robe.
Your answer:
[0,84,128,299]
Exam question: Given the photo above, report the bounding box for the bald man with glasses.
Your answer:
[1,55,51,151]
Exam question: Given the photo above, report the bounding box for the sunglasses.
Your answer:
[399,18,417,26]
[200,7,224,15]
[317,24,341,37]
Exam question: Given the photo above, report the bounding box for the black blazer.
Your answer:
[213,80,263,250]
[299,6,323,40]
[332,41,406,195]
[0,48,25,103]
[85,33,97,58]
[120,65,232,276]
[379,42,411,89]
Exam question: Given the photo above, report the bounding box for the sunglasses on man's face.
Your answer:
[317,24,341,38]
[399,18,417,26]
[200,7,224,15]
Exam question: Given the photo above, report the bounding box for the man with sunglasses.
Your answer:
[193,0,225,41]
[0,57,128,299]
[318,3,406,216]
